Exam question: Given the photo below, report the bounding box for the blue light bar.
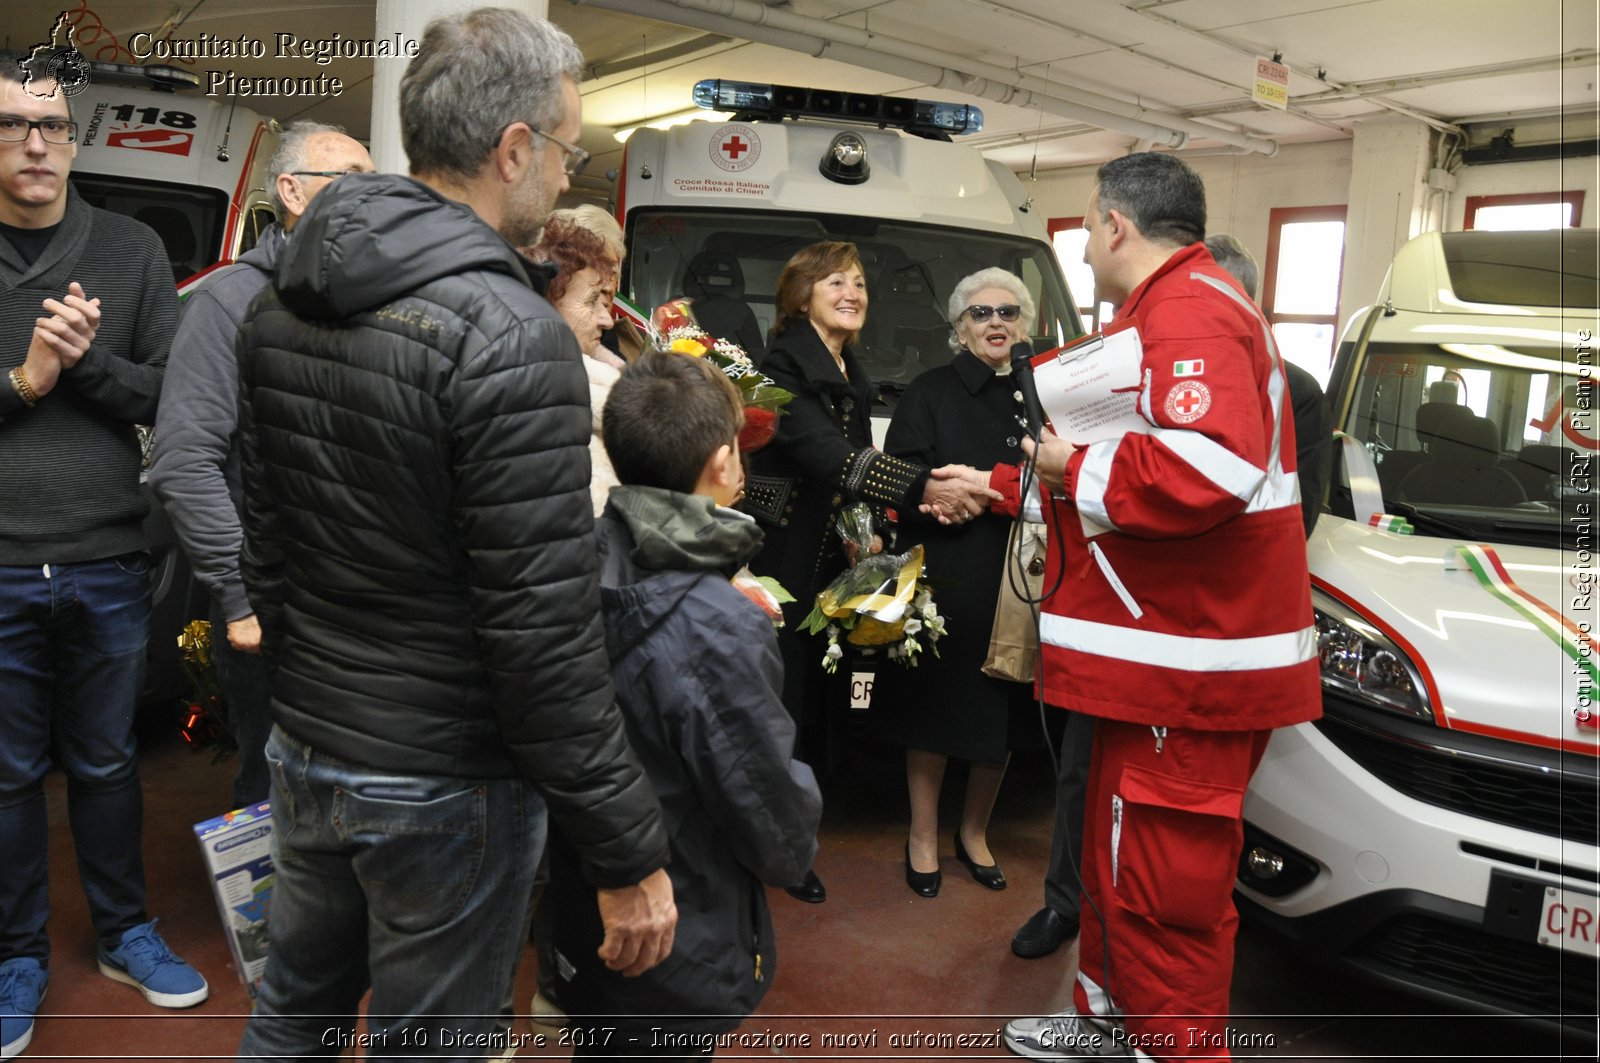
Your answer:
[692,79,984,136]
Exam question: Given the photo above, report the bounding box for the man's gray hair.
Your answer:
[400,7,584,181]
[265,121,347,220]
[1203,233,1259,301]
[946,267,1036,352]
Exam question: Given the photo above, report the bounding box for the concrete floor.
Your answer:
[17,712,1596,1060]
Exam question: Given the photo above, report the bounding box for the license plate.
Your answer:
[1537,885,1600,958]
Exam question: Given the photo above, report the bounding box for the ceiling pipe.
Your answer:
[1121,0,1461,136]
[585,33,733,83]
[571,0,1280,155]
[1292,51,1600,104]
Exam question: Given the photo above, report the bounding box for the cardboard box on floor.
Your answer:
[193,802,273,996]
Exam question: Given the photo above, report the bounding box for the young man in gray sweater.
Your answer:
[0,50,207,1061]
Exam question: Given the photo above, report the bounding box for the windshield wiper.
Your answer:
[1385,499,1480,540]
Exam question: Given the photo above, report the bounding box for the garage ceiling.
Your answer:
[6,0,1596,188]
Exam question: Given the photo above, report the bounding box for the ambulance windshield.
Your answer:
[1345,341,1587,547]
[71,172,226,284]
[623,208,1083,404]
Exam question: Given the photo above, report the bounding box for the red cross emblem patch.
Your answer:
[710,124,761,172]
[1164,381,1212,424]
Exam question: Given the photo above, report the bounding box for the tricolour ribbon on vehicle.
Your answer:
[1447,544,1599,722]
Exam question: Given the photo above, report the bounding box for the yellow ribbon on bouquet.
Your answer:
[816,545,925,624]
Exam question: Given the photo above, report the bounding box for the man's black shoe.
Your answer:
[784,868,826,903]
[1010,906,1078,958]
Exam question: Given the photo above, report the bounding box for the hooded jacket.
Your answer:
[549,486,822,1030]
[235,173,667,887]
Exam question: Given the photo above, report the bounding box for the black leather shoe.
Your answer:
[1010,906,1079,958]
[784,868,826,903]
[954,831,1007,890]
[904,843,941,897]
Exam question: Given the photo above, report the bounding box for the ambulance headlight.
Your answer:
[820,132,869,185]
[1312,588,1432,720]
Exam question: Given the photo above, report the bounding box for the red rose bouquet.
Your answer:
[650,298,793,451]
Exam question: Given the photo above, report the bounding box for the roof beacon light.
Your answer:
[820,131,869,185]
[692,79,983,138]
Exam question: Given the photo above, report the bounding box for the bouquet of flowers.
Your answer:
[800,504,947,672]
[650,298,794,451]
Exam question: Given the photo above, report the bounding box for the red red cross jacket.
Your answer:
[992,243,1321,731]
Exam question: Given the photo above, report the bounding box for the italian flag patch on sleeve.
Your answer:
[1172,359,1205,377]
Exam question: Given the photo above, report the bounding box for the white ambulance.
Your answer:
[1238,228,1599,1023]
[615,79,1082,412]
[70,61,281,286]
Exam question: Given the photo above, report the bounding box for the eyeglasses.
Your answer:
[529,127,590,177]
[963,304,1022,323]
[289,170,362,179]
[0,116,78,144]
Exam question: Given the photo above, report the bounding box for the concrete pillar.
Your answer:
[370,0,549,174]
[1337,115,1437,337]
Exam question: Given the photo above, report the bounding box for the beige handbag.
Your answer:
[982,521,1046,683]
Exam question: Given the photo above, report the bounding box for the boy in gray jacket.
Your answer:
[546,353,823,1057]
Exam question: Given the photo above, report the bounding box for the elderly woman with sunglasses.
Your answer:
[869,267,1042,897]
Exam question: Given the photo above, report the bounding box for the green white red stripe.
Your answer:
[1368,514,1414,534]
[613,293,650,330]
[1454,544,1598,687]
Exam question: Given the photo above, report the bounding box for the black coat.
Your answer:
[746,320,931,728]
[1285,361,1332,536]
[236,173,668,888]
[870,351,1039,763]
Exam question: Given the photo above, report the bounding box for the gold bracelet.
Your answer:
[10,367,38,407]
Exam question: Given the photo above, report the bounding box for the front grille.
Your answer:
[1315,711,1599,847]
[1353,913,1598,1021]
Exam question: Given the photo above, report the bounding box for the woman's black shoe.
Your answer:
[954,831,1007,890]
[904,843,941,897]
[784,868,826,903]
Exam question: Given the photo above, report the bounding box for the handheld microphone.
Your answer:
[1010,341,1047,439]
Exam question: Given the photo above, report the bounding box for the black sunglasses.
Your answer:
[963,304,1022,323]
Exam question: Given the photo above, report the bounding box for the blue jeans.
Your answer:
[0,555,152,962]
[238,727,545,1062]
[208,600,274,808]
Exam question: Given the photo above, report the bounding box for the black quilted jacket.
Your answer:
[236,173,668,887]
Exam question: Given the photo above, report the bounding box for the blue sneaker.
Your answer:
[96,921,208,1009]
[0,957,48,1060]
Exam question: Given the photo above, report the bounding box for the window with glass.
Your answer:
[1464,191,1584,230]
[1048,216,1108,331]
[1262,205,1347,387]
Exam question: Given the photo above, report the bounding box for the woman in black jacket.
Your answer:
[745,241,995,903]
[870,267,1043,897]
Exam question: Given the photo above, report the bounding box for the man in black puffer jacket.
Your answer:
[232,11,674,1056]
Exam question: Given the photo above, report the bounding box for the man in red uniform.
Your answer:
[993,152,1321,1060]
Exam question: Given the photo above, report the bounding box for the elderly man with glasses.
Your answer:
[148,122,373,814]
[0,49,209,1060]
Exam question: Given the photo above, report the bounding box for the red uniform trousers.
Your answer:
[1072,719,1271,1062]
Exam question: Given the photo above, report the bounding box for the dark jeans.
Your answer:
[238,727,545,1061]
[208,599,274,808]
[0,555,152,962]
[1044,709,1093,921]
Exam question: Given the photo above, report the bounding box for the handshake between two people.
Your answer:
[919,429,1078,524]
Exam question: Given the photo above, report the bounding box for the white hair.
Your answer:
[946,267,1036,352]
